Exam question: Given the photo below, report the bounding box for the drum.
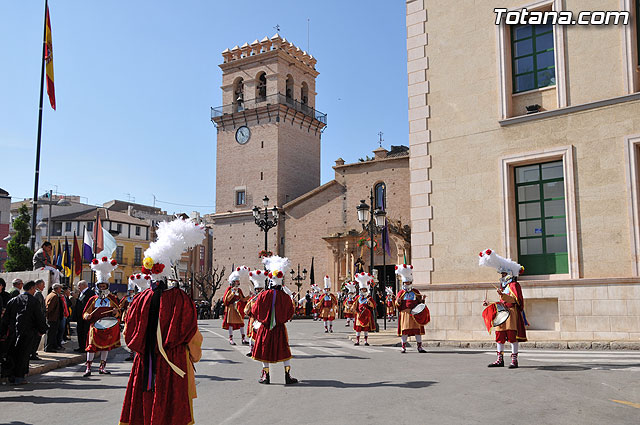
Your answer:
[94,317,119,330]
[492,303,510,327]
[410,303,431,326]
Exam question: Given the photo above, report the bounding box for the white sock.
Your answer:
[283,359,291,367]
[497,343,505,353]
[228,328,234,337]
[86,352,95,362]
[100,351,108,361]
[363,331,368,338]
[356,332,361,338]
[262,362,269,368]
[401,335,408,344]
[329,320,333,328]
[415,335,422,343]
[511,342,519,354]
[240,326,245,338]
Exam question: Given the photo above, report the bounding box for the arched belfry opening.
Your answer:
[256,72,267,101]
[285,75,294,103]
[301,81,309,105]
[234,78,244,112]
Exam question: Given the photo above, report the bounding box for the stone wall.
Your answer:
[418,278,640,341]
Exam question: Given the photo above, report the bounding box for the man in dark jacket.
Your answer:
[9,279,22,299]
[73,280,95,352]
[30,279,46,360]
[0,281,48,384]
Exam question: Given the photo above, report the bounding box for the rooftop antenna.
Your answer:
[274,24,281,35]
[378,131,384,148]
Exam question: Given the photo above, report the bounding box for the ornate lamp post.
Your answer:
[289,264,307,302]
[356,189,386,331]
[252,196,279,252]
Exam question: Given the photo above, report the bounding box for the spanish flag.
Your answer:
[44,2,56,110]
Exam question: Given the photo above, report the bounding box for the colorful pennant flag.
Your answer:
[73,232,82,276]
[62,237,71,277]
[44,2,56,110]
[94,210,104,255]
[83,229,93,261]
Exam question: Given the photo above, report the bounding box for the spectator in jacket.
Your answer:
[44,284,63,352]
[0,281,48,384]
[74,280,94,352]
[9,279,22,299]
[30,279,46,360]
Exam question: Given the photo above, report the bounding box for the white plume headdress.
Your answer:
[395,264,413,282]
[345,282,357,293]
[128,272,151,291]
[478,249,523,277]
[91,257,118,283]
[248,269,267,289]
[142,218,205,279]
[354,272,373,290]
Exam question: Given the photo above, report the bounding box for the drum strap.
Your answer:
[156,323,185,378]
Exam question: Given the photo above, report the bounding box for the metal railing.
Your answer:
[211,93,327,125]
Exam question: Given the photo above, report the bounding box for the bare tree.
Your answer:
[193,265,226,306]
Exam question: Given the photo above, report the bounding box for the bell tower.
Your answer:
[210,34,327,267]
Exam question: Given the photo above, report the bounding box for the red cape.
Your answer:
[251,289,294,363]
[119,288,198,425]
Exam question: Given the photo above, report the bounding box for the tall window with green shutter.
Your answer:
[515,161,568,275]
[511,23,556,93]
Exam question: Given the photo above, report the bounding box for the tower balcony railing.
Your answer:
[211,93,327,125]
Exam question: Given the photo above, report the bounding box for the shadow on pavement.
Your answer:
[195,375,242,382]
[299,379,437,389]
[293,355,369,360]
[520,363,640,372]
[0,395,107,404]
[198,359,241,365]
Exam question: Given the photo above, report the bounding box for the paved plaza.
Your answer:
[0,319,638,425]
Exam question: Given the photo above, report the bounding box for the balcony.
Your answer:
[211,93,327,125]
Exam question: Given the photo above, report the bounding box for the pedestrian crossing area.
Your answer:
[483,349,640,371]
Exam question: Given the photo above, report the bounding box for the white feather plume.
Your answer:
[261,255,291,274]
[144,218,205,278]
[478,249,523,276]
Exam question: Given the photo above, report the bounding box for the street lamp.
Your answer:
[35,190,72,244]
[289,264,307,301]
[356,189,387,331]
[253,196,279,251]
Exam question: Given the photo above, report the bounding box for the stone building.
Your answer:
[209,35,411,297]
[406,0,640,342]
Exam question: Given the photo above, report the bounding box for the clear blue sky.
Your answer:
[1,1,408,215]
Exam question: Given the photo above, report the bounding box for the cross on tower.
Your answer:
[274,24,281,34]
[378,131,384,147]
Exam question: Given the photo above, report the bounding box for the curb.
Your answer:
[345,334,640,350]
[28,352,85,376]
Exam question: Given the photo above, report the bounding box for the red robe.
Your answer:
[251,288,294,363]
[354,295,375,332]
[119,288,202,425]
[395,289,425,336]
[222,287,249,330]
[505,280,527,342]
[343,294,356,319]
[83,294,121,352]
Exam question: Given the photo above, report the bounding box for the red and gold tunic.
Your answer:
[312,293,320,314]
[222,287,250,330]
[314,293,337,320]
[496,281,527,342]
[119,287,202,425]
[343,294,356,319]
[395,289,425,337]
[251,288,294,363]
[244,294,259,340]
[83,294,121,352]
[386,295,395,316]
[354,295,375,332]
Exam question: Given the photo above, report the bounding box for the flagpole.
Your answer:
[29,0,49,252]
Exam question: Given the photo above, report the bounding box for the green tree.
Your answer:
[5,204,34,272]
